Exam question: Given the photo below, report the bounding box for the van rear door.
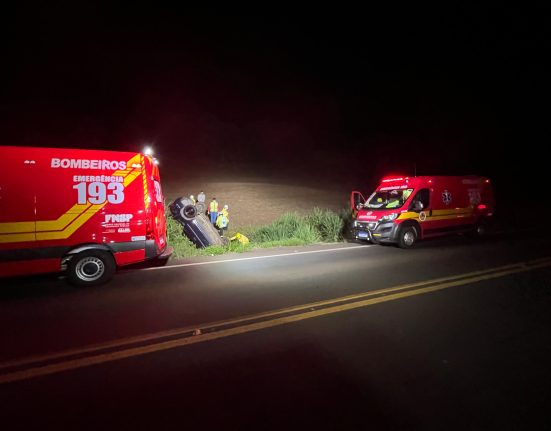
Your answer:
[144,157,168,257]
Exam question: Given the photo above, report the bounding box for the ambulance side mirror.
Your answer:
[412,201,424,212]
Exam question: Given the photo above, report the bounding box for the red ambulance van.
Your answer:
[0,146,172,285]
[350,175,495,248]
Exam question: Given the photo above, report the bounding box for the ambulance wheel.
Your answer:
[474,219,490,238]
[398,226,418,249]
[180,204,197,221]
[467,219,490,239]
[68,250,115,286]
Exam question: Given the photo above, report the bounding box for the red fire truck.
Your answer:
[350,175,495,248]
[0,146,172,285]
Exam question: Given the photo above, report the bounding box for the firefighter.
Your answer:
[208,197,219,224]
[216,205,229,236]
[387,190,401,208]
[189,195,196,204]
[196,191,207,215]
[230,232,249,244]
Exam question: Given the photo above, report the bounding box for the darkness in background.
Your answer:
[1,5,549,203]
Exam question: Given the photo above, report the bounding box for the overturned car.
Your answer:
[169,197,227,247]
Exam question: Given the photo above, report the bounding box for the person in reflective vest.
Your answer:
[208,198,219,224]
[216,204,229,236]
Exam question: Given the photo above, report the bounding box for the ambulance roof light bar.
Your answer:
[382,177,406,183]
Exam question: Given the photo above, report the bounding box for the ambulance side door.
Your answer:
[410,188,439,237]
[350,191,366,211]
[420,185,459,237]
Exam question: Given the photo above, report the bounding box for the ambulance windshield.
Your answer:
[365,189,413,209]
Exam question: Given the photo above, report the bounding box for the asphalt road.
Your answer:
[1,232,551,430]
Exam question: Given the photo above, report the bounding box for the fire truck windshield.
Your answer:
[365,189,413,209]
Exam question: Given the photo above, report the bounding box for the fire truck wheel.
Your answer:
[68,250,116,286]
[180,204,197,221]
[398,226,417,249]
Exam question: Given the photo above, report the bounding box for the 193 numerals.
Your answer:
[73,182,125,205]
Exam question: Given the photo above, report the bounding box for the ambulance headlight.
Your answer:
[380,213,398,222]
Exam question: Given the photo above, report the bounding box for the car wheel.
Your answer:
[180,204,197,221]
[398,226,417,249]
[67,250,115,286]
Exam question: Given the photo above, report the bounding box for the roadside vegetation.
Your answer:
[166,207,353,258]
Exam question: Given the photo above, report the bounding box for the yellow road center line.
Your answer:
[1,257,550,384]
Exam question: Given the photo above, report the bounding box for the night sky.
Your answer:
[2,5,549,198]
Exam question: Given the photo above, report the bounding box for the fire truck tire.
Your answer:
[180,205,197,221]
[397,226,418,249]
[67,250,116,286]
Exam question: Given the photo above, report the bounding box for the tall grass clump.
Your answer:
[250,212,320,244]
[338,207,354,239]
[306,207,345,242]
[249,209,348,244]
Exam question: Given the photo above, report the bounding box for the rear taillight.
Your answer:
[145,216,154,239]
